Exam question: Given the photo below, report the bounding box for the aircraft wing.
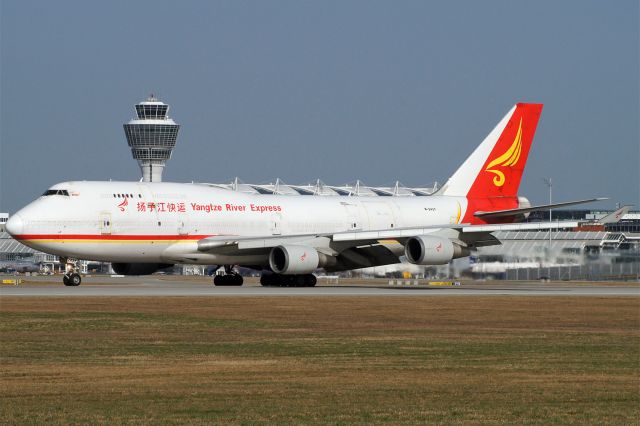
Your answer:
[197,220,580,254]
[331,220,580,241]
[192,219,583,271]
[197,222,466,253]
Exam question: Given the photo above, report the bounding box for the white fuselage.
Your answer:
[10,181,468,265]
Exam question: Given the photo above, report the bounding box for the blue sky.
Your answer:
[1,1,638,213]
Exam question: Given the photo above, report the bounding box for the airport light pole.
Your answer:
[543,178,553,256]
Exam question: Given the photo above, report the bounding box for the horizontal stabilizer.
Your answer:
[461,221,581,233]
[474,198,607,219]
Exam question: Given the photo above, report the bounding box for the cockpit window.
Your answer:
[42,189,70,196]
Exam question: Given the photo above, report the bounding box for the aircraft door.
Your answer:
[341,202,363,231]
[99,212,112,235]
[178,221,188,236]
[271,212,282,235]
[362,201,396,231]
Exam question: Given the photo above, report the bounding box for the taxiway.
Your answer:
[1,275,638,297]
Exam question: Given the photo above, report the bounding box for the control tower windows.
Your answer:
[135,104,168,119]
[124,125,179,148]
[131,148,172,160]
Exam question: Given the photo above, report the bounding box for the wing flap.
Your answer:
[197,234,331,254]
[332,225,460,242]
[195,220,581,257]
[328,245,401,271]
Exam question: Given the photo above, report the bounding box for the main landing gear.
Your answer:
[61,257,82,286]
[260,273,317,287]
[213,265,244,286]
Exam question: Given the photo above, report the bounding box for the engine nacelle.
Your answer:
[269,245,320,274]
[517,196,532,220]
[404,236,469,265]
[111,263,173,275]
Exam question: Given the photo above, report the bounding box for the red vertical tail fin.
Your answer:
[439,103,543,199]
[438,103,543,223]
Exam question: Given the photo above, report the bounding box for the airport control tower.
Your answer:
[123,95,180,182]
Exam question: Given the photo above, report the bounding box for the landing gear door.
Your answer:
[99,212,111,235]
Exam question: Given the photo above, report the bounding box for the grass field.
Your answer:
[1,296,638,424]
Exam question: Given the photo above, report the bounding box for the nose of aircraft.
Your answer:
[5,214,24,237]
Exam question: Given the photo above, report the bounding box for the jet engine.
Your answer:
[111,263,174,275]
[404,236,470,265]
[517,196,532,221]
[269,245,322,274]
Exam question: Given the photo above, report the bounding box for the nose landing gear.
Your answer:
[61,257,82,286]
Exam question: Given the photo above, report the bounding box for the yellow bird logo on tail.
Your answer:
[485,118,523,187]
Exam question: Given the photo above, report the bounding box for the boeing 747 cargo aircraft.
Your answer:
[6,103,603,286]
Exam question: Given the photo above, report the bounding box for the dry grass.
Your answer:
[1,297,638,425]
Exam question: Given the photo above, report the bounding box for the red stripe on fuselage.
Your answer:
[12,234,217,241]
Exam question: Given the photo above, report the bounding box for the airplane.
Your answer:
[0,259,41,274]
[598,205,632,224]
[5,103,605,287]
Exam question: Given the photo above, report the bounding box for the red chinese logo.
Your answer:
[117,197,128,212]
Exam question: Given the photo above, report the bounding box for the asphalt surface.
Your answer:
[1,275,638,297]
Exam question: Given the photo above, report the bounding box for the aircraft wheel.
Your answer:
[231,274,243,286]
[214,274,244,286]
[213,275,225,286]
[295,275,307,287]
[64,273,81,286]
[307,274,317,287]
[298,274,316,287]
[260,274,316,287]
[69,273,82,286]
[260,274,271,286]
[260,273,278,287]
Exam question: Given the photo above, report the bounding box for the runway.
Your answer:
[1,275,638,297]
